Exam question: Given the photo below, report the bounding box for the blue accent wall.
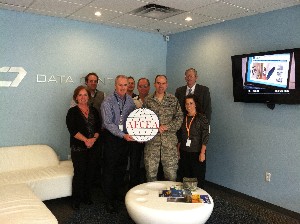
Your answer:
[0,9,166,159]
[167,6,300,213]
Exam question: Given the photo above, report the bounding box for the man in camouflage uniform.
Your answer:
[143,75,183,182]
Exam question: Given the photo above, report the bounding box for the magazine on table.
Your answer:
[158,186,211,204]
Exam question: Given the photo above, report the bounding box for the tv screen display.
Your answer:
[231,48,300,104]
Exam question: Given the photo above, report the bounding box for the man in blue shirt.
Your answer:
[101,75,136,213]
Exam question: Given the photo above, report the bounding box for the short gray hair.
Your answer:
[115,75,128,85]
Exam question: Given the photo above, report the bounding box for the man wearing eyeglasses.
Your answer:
[175,68,211,184]
[175,68,211,122]
[132,78,151,108]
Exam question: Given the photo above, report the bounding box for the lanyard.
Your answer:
[185,115,195,139]
[114,93,126,123]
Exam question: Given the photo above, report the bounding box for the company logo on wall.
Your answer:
[0,67,27,87]
[0,66,76,87]
[126,108,159,142]
[36,74,74,83]
[1,66,117,89]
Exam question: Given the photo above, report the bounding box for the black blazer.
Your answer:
[175,84,212,122]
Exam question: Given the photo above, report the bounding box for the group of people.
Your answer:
[66,68,211,213]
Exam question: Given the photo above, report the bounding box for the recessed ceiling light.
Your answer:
[185,16,192,21]
[95,11,101,17]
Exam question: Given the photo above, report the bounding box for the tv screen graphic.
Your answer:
[231,48,300,104]
[245,53,292,89]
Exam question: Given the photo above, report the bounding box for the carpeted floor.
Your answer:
[44,182,300,224]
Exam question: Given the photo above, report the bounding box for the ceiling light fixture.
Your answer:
[95,11,101,17]
[185,16,192,21]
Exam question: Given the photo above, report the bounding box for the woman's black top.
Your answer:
[66,106,101,151]
[179,113,209,153]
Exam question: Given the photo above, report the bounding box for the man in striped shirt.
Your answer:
[101,75,136,213]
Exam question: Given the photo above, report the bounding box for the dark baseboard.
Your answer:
[205,180,300,221]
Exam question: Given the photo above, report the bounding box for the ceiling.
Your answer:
[0,0,299,35]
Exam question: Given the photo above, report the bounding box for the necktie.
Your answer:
[188,88,192,95]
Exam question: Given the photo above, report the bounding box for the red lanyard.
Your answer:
[185,115,195,139]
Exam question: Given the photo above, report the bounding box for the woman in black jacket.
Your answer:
[66,85,101,210]
[178,94,209,188]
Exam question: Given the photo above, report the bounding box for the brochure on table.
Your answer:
[158,186,211,204]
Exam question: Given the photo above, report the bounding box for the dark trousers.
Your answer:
[128,141,145,188]
[180,150,206,188]
[176,159,183,182]
[93,132,104,185]
[102,130,129,200]
[71,148,96,203]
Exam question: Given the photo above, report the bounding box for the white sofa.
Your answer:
[0,145,73,224]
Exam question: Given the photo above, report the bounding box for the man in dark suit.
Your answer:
[175,68,211,122]
[175,68,211,184]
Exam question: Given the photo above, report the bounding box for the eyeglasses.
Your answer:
[185,74,196,78]
[138,85,149,88]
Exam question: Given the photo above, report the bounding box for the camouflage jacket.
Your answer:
[144,92,183,133]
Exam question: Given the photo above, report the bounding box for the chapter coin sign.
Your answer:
[126,108,159,142]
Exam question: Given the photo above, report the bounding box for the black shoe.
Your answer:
[116,195,125,203]
[72,202,80,211]
[83,199,94,205]
[105,202,116,214]
[83,196,93,205]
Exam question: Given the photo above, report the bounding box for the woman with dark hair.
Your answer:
[66,85,101,210]
[178,94,209,188]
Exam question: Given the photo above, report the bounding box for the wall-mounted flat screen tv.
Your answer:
[231,48,300,104]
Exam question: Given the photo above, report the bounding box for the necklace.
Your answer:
[79,106,89,117]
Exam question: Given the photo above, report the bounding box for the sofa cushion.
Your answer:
[0,145,59,173]
[0,161,73,201]
[0,184,58,224]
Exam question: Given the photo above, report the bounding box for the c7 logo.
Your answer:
[0,67,27,87]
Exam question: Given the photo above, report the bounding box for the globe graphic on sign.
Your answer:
[126,108,159,142]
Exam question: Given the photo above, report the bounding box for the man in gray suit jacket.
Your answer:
[175,68,211,122]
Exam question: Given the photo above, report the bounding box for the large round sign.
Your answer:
[126,108,159,142]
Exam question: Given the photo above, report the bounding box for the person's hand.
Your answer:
[84,140,90,148]
[90,137,97,145]
[123,134,134,141]
[158,125,168,134]
[85,138,95,148]
[199,152,205,162]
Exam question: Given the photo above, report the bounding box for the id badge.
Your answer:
[186,139,191,147]
[119,125,123,131]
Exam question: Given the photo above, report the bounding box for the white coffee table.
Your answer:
[125,181,214,224]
